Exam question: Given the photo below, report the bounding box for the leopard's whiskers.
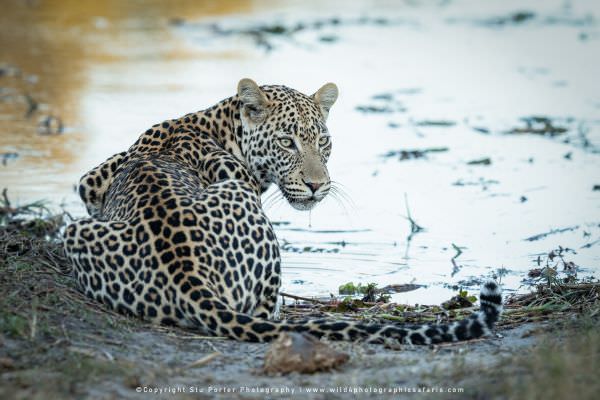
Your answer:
[328,182,356,216]
[263,191,286,211]
[330,181,356,209]
[262,189,283,209]
[326,189,351,217]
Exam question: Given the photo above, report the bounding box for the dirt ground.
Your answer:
[0,318,547,400]
[0,204,599,400]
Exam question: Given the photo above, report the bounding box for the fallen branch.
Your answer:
[183,352,221,369]
[280,292,327,304]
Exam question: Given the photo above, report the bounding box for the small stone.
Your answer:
[263,332,349,374]
[0,357,15,370]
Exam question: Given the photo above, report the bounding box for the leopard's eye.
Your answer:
[278,138,295,149]
[318,136,330,147]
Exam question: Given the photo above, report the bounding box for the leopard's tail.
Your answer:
[178,281,502,346]
[393,280,503,345]
[280,280,503,345]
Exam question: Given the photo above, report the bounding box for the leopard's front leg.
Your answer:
[78,152,127,217]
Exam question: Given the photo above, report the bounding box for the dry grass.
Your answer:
[0,194,143,399]
[517,316,600,400]
[446,310,600,400]
[281,280,600,331]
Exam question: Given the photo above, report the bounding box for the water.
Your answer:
[1,0,599,304]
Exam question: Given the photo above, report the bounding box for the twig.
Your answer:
[403,193,424,259]
[450,243,465,277]
[30,302,38,340]
[451,243,464,259]
[183,352,221,369]
[404,193,424,235]
[2,188,10,208]
[79,332,123,346]
[279,292,327,304]
[61,322,71,342]
[433,337,488,348]
[68,345,114,361]
[168,334,227,340]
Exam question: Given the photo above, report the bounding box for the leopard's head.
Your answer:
[237,78,338,211]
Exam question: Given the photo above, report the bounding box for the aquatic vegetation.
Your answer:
[381,147,449,161]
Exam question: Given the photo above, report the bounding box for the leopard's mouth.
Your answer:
[280,191,324,211]
[276,179,331,211]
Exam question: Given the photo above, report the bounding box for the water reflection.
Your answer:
[0,0,253,199]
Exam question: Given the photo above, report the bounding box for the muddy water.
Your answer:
[1,0,599,303]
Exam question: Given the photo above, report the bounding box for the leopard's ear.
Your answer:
[237,78,269,124]
[312,82,338,120]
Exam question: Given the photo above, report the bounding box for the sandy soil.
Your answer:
[1,309,542,400]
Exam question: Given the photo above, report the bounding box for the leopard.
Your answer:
[63,79,502,345]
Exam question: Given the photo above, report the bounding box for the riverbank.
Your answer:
[0,198,598,399]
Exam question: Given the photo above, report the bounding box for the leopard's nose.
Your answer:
[303,180,324,193]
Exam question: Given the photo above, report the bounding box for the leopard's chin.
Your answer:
[288,198,318,211]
